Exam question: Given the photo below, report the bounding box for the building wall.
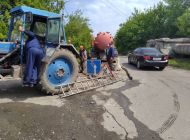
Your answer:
[147,38,190,56]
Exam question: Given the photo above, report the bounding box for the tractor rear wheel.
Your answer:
[39,49,78,94]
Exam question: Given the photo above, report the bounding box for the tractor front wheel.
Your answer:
[39,49,78,94]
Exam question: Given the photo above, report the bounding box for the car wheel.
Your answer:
[159,67,165,71]
[137,61,141,69]
[128,57,131,64]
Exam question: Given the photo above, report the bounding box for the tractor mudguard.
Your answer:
[42,47,56,63]
[42,45,79,63]
[0,42,16,54]
[60,44,80,58]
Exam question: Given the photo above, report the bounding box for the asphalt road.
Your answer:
[0,56,190,140]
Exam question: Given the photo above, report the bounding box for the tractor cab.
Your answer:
[9,6,66,48]
[0,6,68,69]
[0,6,67,57]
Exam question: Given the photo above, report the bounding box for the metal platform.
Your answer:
[58,70,128,98]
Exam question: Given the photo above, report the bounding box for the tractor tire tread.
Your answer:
[39,49,78,95]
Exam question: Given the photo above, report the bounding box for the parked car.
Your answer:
[128,47,168,70]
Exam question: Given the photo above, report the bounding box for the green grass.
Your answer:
[169,58,190,70]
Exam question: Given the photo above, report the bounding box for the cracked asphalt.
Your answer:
[0,56,190,140]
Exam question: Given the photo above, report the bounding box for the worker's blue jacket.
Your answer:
[107,46,115,59]
[25,31,41,50]
[23,31,44,85]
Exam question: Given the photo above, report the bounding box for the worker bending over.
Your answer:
[19,26,44,87]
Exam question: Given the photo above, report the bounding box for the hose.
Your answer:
[121,65,133,80]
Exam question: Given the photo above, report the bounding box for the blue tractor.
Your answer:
[0,6,79,94]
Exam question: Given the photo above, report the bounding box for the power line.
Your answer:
[101,0,124,16]
[102,0,123,16]
[63,0,69,15]
[101,0,128,17]
[64,6,69,16]
[106,0,128,17]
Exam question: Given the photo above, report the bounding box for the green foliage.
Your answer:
[163,0,189,37]
[115,0,190,54]
[115,3,167,54]
[0,2,11,40]
[0,0,64,40]
[169,58,190,70]
[177,10,190,36]
[65,10,92,51]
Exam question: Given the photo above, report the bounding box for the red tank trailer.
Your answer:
[94,32,113,50]
[90,32,114,61]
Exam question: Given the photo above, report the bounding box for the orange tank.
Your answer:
[94,32,113,50]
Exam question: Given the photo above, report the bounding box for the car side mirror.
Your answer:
[25,12,33,23]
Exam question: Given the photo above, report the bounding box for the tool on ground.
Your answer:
[58,70,123,98]
[121,65,133,80]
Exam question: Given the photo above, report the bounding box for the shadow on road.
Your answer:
[122,62,162,72]
[0,80,45,101]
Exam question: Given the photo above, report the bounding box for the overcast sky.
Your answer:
[65,0,162,36]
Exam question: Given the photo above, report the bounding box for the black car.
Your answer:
[128,47,168,70]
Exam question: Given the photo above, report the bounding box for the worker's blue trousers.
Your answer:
[24,47,44,85]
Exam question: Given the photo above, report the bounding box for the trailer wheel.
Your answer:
[40,49,78,94]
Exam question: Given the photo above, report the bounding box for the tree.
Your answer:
[65,10,92,51]
[163,0,190,37]
[0,0,64,40]
[177,10,190,36]
[115,3,167,54]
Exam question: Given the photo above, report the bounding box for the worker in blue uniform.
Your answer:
[19,26,44,87]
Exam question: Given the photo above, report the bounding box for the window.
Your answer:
[33,22,46,37]
[10,14,32,42]
[60,24,66,43]
[47,19,60,43]
[133,48,140,54]
[142,48,161,55]
[11,15,23,42]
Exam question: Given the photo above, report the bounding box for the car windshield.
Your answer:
[142,48,162,55]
